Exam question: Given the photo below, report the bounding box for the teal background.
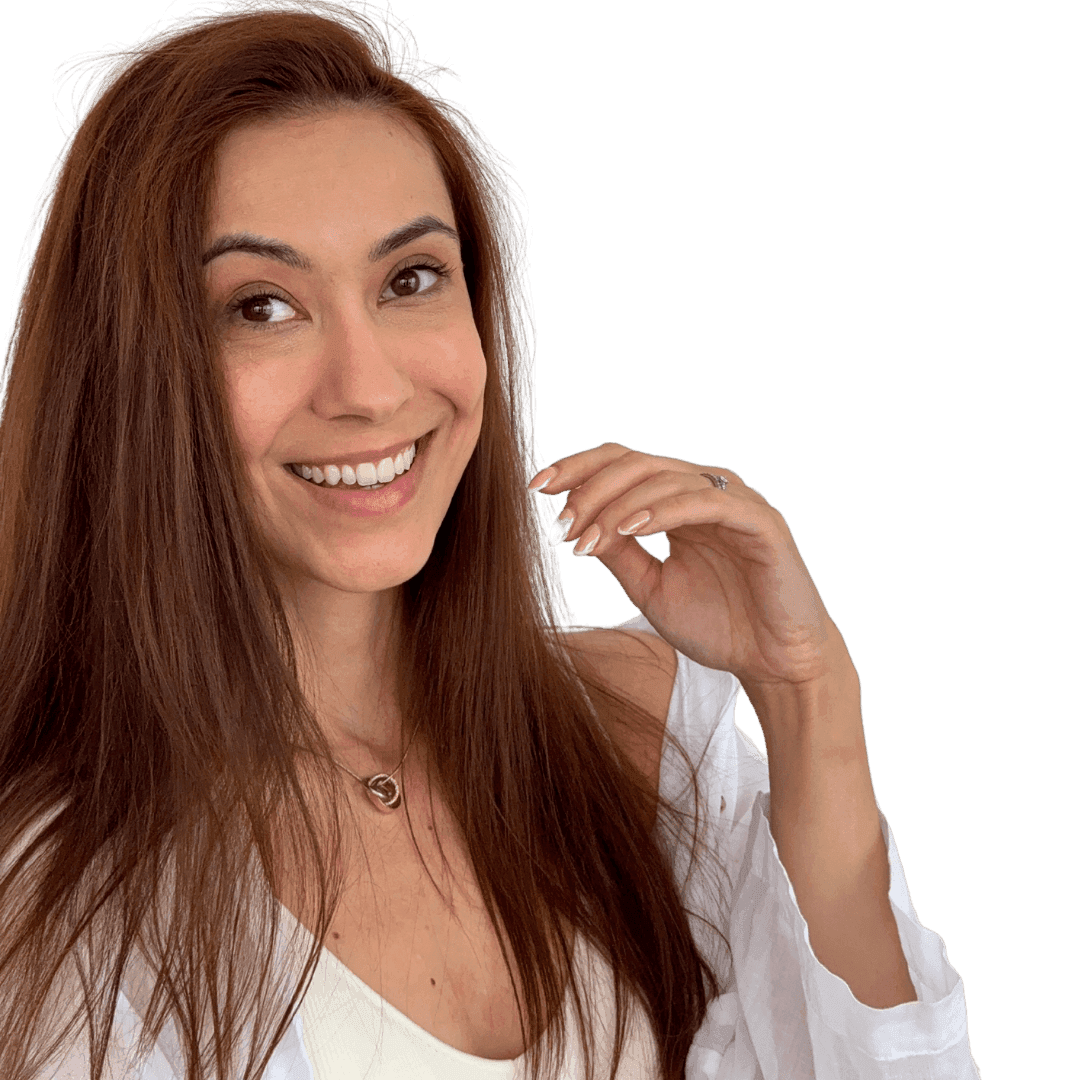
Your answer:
[4,4,1077,1074]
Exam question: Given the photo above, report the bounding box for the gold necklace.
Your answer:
[330,717,421,813]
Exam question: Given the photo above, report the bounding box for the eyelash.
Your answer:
[225,257,454,329]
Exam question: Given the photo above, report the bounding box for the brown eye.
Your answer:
[382,265,444,301]
[390,268,422,296]
[241,296,276,321]
[229,293,295,325]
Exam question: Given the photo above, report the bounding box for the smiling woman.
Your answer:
[207,109,487,610]
[0,8,711,1080]
[0,5,978,1080]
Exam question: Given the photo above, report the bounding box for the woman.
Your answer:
[0,5,978,1079]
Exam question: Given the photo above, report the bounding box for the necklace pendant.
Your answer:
[364,773,402,812]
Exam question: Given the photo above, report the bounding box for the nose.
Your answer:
[308,305,414,425]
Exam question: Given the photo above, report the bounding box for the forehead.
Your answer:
[210,107,453,239]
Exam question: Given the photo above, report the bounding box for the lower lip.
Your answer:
[287,442,425,519]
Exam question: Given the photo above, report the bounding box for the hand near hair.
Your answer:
[529,442,919,1010]
[528,442,850,697]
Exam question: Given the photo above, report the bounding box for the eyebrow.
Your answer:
[201,214,460,270]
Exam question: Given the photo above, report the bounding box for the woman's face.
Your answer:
[205,107,486,598]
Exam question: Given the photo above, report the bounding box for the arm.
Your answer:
[744,626,917,1009]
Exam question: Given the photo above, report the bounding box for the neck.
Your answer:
[282,575,407,764]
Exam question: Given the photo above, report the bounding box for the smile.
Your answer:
[287,440,418,491]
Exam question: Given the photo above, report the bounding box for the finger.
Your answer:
[559,460,751,550]
[527,442,631,493]
[591,526,666,614]
[563,469,709,553]
[572,478,775,562]
[559,458,686,545]
[542,450,742,545]
[529,443,751,503]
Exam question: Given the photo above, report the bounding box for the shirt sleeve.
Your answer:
[628,612,982,1080]
[724,772,981,1079]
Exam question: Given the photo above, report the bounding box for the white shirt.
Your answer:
[39,613,981,1079]
[283,905,659,1080]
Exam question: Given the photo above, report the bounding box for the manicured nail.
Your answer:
[617,511,652,536]
[528,467,557,492]
[574,524,601,556]
[548,512,574,545]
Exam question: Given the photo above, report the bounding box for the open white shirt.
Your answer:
[40,613,980,1079]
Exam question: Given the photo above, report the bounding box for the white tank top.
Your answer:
[278,903,660,1080]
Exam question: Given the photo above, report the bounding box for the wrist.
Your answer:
[742,628,862,751]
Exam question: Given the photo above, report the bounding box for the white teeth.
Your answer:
[293,441,419,488]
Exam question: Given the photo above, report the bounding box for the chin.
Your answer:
[314,543,434,595]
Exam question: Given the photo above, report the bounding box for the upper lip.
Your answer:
[287,433,425,469]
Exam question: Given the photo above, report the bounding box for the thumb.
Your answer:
[593,535,663,614]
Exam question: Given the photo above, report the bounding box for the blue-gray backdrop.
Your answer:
[4,4,1076,1075]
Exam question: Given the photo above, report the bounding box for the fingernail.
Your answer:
[528,467,557,492]
[573,524,600,557]
[548,512,574,545]
[617,511,652,536]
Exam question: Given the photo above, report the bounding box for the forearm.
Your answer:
[743,637,918,1009]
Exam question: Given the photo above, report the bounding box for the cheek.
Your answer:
[421,324,487,416]
[454,350,488,418]
[226,361,299,459]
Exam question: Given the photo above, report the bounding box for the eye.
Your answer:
[227,291,298,325]
[380,261,450,301]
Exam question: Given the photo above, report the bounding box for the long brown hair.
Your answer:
[0,5,728,1079]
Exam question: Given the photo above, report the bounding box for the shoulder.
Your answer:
[561,628,678,799]
[564,627,678,707]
